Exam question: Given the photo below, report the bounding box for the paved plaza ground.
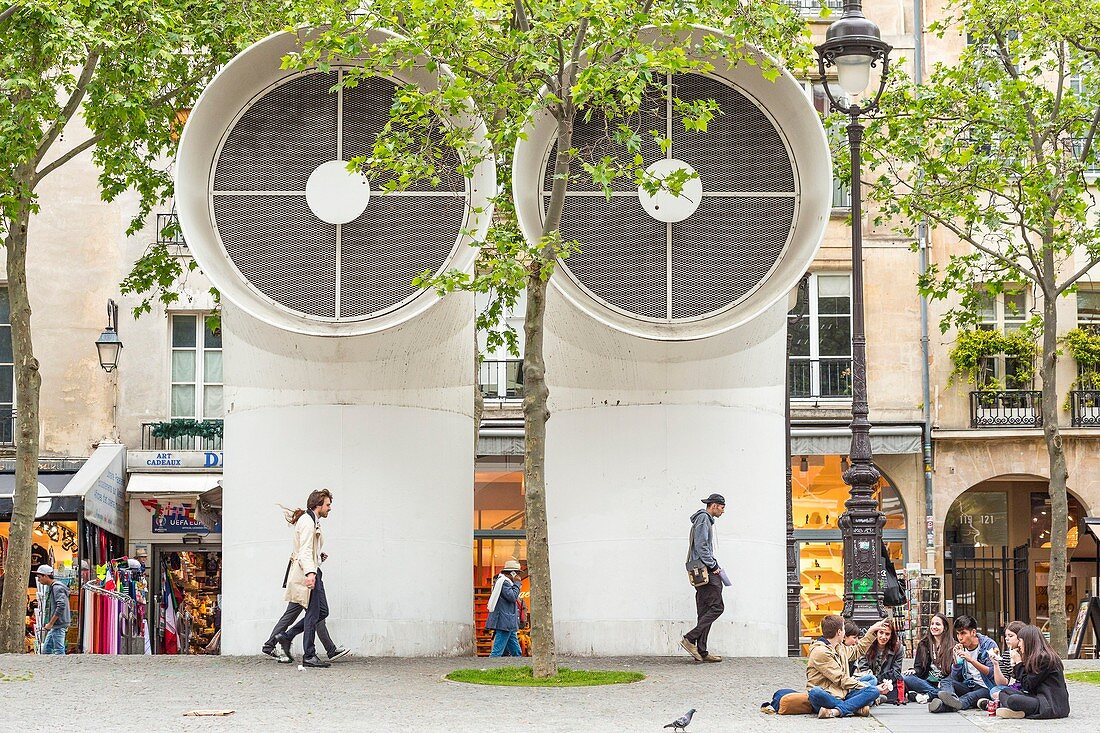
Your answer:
[1,655,1098,732]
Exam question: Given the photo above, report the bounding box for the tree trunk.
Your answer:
[521,112,574,679]
[1041,288,1069,656]
[0,185,42,653]
[522,271,555,677]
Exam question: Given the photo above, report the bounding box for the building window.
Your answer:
[976,289,1030,388]
[789,274,852,399]
[170,314,223,419]
[1077,289,1100,334]
[0,289,12,443]
[803,82,851,208]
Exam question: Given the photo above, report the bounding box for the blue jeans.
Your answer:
[857,673,878,685]
[808,685,881,717]
[937,678,991,710]
[902,674,939,696]
[490,629,521,657]
[42,626,67,655]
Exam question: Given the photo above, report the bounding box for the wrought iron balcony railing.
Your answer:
[1070,390,1100,427]
[141,420,223,451]
[970,390,1042,428]
[782,0,844,15]
[479,359,523,400]
[157,212,186,248]
[789,357,852,399]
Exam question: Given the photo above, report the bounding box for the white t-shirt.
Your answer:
[961,647,986,686]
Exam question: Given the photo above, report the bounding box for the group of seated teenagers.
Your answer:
[763,613,1070,720]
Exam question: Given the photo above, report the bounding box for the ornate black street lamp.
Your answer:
[816,1,892,628]
[95,299,123,373]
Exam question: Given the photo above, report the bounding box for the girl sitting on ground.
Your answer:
[855,617,903,702]
[902,613,952,704]
[994,624,1070,719]
[980,620,1026,710]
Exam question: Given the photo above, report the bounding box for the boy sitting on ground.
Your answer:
[806,615,893,719]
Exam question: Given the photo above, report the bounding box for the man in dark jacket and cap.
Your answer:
[682,493,726,663]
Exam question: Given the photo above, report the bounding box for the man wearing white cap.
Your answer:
[485,559,524,657]
[35,565,71,655]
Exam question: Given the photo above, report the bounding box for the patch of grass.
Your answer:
[1066,671,1100,685]
[446,666,645,687]
[0,671,33,682]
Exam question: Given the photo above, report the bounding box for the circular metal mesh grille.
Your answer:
[211,70,468,320]
[544,72,797,322]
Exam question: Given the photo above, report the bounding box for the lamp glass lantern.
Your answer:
[96,299,123,373]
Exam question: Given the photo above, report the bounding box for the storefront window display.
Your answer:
[1031,492,1085,550]
[0,520,80,652]
[791,454,907,647]
[157,549,221,655]
[474,456,529,656]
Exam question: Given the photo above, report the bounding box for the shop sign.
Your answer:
[84,447,126,537]
[141,499,221,534]
[127,450,224,471]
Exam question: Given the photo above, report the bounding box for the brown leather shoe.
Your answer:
[702,654,723,662]
[855,706,871,717]
[680,637,703,661]
[818,708,840,719]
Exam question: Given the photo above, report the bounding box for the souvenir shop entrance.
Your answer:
[151,545,222,655]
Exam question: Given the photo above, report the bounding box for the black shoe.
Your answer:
[302,655,331,668]
[327,648,351,662]
[937,689,962,711]
[275,633,292,660]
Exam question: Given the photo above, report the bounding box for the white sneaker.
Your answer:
[914,693,930,704]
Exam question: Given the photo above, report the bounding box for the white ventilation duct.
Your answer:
[513,28,829,341]
[514,27,829,655]
[176,28,493,655]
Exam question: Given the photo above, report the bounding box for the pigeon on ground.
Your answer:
[663,708,695,732]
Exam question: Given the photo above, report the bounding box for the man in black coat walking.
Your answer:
[682,493,726,663]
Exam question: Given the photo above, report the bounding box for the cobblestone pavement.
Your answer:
[1,655,1097,732]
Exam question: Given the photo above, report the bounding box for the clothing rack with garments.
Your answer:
[81,558,148,654]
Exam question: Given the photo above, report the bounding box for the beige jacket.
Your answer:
[284,511,324,608]
[805,629,876,698]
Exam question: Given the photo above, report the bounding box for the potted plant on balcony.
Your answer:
[149,419,223,444]
[1063,328,1100,410]
[950,328,1038,410]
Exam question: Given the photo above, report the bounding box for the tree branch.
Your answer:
[0,4,18,23]
[34,46,102,168]
[34,134,102,183]
[903,196,1041,286]
[513,0,530,33]
[1056,254,1100,296]
[994,31,1045,165]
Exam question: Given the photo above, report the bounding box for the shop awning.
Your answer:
[62,443,126,537]
[791,425,923,456]
[126,473,221,496]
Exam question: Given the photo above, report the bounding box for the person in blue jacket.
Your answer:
[929,615,1000,713]
[486,559,523,657]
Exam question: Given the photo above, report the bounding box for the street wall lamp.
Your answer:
[95,299,123,373]
[816,0,892,628]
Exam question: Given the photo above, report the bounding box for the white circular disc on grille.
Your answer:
[306,160,370,224]
[638,159,702,223]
